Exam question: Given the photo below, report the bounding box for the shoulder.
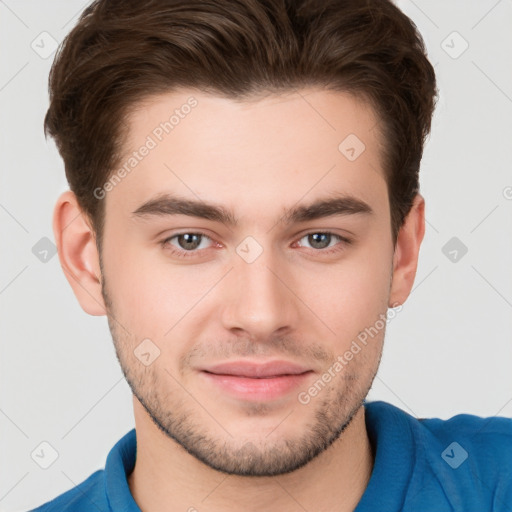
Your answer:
[28,428,138,512]
[366,399,512,459]
[28,470,107,512]
[366,400,512,510]
[418,409,512,483]
[418,409,512,467]
[420,409,512,510]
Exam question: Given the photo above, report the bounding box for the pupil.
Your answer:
[309,233,330,249]
[180,233,200,250]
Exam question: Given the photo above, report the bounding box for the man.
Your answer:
[32,0,512,511]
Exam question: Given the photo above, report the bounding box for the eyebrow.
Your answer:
[131,192,373,226]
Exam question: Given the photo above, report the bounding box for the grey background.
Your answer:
[1,1,511,510]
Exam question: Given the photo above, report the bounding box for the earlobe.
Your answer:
[52,190,106,316]
[388,194,426,307]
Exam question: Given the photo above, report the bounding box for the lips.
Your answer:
[199,360,314,401]
[201,360,312,378]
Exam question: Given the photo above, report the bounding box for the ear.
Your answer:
[389,193,425,307]
[52,190,106,316]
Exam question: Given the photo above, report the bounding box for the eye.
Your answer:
[296,232,351,253]
[162,232,215,259]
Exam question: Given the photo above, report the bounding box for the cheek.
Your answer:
[300,241,392,341]
[103,242,221,339]
[101,241,175,334]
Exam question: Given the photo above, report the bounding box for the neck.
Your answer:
[128,401,373,512]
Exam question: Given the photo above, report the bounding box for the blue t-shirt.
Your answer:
[29,400,512,511]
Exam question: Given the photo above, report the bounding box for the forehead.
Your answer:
[106,87,387,223]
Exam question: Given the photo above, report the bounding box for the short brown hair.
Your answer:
[45,0,437,250]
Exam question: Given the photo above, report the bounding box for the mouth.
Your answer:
[199,360,314,401]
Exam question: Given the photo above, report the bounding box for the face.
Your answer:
[99,88,396,476]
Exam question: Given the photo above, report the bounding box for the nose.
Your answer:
[220,246,301,339]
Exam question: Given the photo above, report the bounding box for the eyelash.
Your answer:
[160,231,352,260]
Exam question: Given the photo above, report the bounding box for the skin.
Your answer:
[53,88,425,512]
